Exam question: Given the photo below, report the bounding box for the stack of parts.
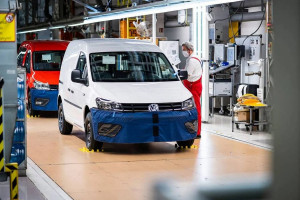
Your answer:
[234,94,267,122]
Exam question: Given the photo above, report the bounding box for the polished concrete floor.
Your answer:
[26,114,271,200]
[203,115,272,149]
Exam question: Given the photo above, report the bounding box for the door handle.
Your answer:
[68,88,74,93]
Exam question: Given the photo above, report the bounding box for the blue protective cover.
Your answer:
[90,108,198,144]
[30,89,58,111]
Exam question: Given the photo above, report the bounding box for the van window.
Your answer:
[33,51,65,71]
[89,52,179,82]
[17,47,26,67]
[25,52,31,73]
[76,52,87,78]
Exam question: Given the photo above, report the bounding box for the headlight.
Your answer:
[182,98,195,110]
[34,80,50,90]
[96,98,123,111]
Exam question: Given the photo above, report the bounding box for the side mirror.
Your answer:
[179,70,188,80]
[71,69,87,84]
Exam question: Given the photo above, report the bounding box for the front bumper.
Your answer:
[90,108,198,144]
[30,89,58,111]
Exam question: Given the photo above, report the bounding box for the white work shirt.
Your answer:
[185,53,202,82]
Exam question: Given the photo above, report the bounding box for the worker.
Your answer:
[181,42,202,138]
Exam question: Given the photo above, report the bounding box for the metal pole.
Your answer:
[201,6,209,123]
[152,13,157,45]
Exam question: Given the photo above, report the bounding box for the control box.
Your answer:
[209,79,232,96]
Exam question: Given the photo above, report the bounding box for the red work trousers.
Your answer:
[183,78,202,136]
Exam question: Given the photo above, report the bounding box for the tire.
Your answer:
[58,103,73,135]
[176,139,194,148]
[85,113,103,151]
[27,93,37,116]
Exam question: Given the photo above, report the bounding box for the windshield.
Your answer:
[33,51,65,71]
[89,52,179,82]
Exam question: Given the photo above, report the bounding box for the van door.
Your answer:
[68,52,88,129]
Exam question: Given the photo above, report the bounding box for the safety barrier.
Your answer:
[5,163,19,200]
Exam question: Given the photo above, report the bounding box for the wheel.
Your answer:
[27,93,37,116]
[246,126,250,131]
[58,103,73,135]
[236,124,239,129]
[176,139,194,148]
[85,112,103,151]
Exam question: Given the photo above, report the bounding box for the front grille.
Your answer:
[49,85,58,90]
[121,102,182,112]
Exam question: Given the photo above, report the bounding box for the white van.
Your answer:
[58,39,198,150]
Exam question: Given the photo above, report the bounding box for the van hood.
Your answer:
[92,81,193,103]
[32,71,60,85]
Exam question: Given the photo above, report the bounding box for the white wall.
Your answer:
[241,7,266,44]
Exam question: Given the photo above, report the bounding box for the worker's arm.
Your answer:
[186,59,197,78]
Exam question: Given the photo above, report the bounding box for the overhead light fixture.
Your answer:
[49,25,66,30]
[81,0,241,25]
[17,0,241,32]
[17,28,48,34]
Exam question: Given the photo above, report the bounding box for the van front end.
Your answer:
[90,106,198,144]
[30,88,58,111]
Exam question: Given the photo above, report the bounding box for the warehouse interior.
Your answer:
[0,0,299,200]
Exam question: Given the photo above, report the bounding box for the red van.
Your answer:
[17,40,69,116]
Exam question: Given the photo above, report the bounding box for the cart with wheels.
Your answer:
[232,105,268,135]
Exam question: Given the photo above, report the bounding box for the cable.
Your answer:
[242,1,266,45]
[227,1,245,42]
[213,1,243,24]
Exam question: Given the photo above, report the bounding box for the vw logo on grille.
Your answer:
[148,104,159,112]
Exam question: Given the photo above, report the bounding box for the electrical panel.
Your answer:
[227,46,235,65]
[209,24,216,43]
[235,36,262,85]
[214,44,225,62]
[235,36,262,62]
[209,80,232,96]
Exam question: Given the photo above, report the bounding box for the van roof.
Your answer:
[67,38,162,54]
[20,40,70,52]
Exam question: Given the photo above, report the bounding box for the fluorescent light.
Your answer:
[49,25,66,30]
[17,28,48,34]
[69,23,86,27]
[17,0,242,32]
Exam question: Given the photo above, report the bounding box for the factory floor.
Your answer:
[20,113,271,200]
[203,114,272,149]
